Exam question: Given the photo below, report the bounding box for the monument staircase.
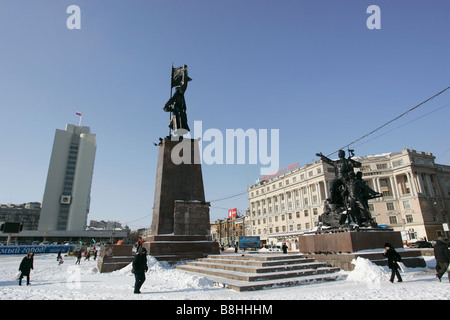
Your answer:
[176,253,344,292]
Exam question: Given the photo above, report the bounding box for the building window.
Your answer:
[393,160,404,167]
[405,215,414,223]
[386,203,395,211]
[389,216,398,224]
[402,200,411,209]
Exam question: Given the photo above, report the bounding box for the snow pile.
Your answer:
[112,255,214,290]
[346,257,388,284]
[0,253,449,300]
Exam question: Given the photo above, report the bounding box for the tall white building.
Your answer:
[39,124,96,232]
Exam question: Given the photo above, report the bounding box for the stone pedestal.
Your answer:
[297,230,426,271]
[145,137,219,261]
[298,230,403,253]
[97,245,134,273]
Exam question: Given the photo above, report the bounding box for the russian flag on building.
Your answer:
[76,112,82,116]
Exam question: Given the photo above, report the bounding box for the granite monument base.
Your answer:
[299,230,403,253]
[298,230,425,270]
[148,136,220,261]
[144,235,219,262]
[146,200,219,261]
[97,244,134,273]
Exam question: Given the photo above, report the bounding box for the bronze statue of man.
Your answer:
[316,149,361,205]
[345,171,380,227]
[163,65,191,134]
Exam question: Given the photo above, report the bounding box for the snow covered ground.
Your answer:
[0,252,448,301]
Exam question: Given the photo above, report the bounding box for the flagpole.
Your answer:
[76,112,82,127]
[169,63,173,137]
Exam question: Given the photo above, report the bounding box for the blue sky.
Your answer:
[0,0,449,230]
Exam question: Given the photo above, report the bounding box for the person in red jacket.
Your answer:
[136,237,143,252]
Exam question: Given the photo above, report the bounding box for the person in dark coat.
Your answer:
[383,243,403,283]
[18,251,34,286]
[75,250,82,265]
[132,247,148,294]
[433,237,450,282]
[282,243,288,254]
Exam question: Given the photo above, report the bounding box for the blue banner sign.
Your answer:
[0,245,75,255]
[239,236,260,248]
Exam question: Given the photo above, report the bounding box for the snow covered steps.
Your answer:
[176,253,344,291]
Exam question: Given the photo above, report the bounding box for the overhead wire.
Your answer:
[326,86,450,157]
[208,190,248,202]
[353,102,450,148]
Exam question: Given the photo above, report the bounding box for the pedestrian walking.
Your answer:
[57,249,62,262]
[84,250,91,261]
[93,249,98,261]
[75,250,82,265]
[132,247,148,294]
[18,251,34,286]
[383,243,403,283]
[282,243,288,254]
[433,237,450,282]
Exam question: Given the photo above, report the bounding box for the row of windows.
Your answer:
[252,209,319,226]
[252,222,316,235]
[251,167,326,197]
[251,197,322,216]
[57,142,79,230]
[57,206,69,230]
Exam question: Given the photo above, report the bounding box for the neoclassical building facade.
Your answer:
[247,149,450,248]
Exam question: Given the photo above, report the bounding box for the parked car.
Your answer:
[410,240,432,248]
[431,237,450,247]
